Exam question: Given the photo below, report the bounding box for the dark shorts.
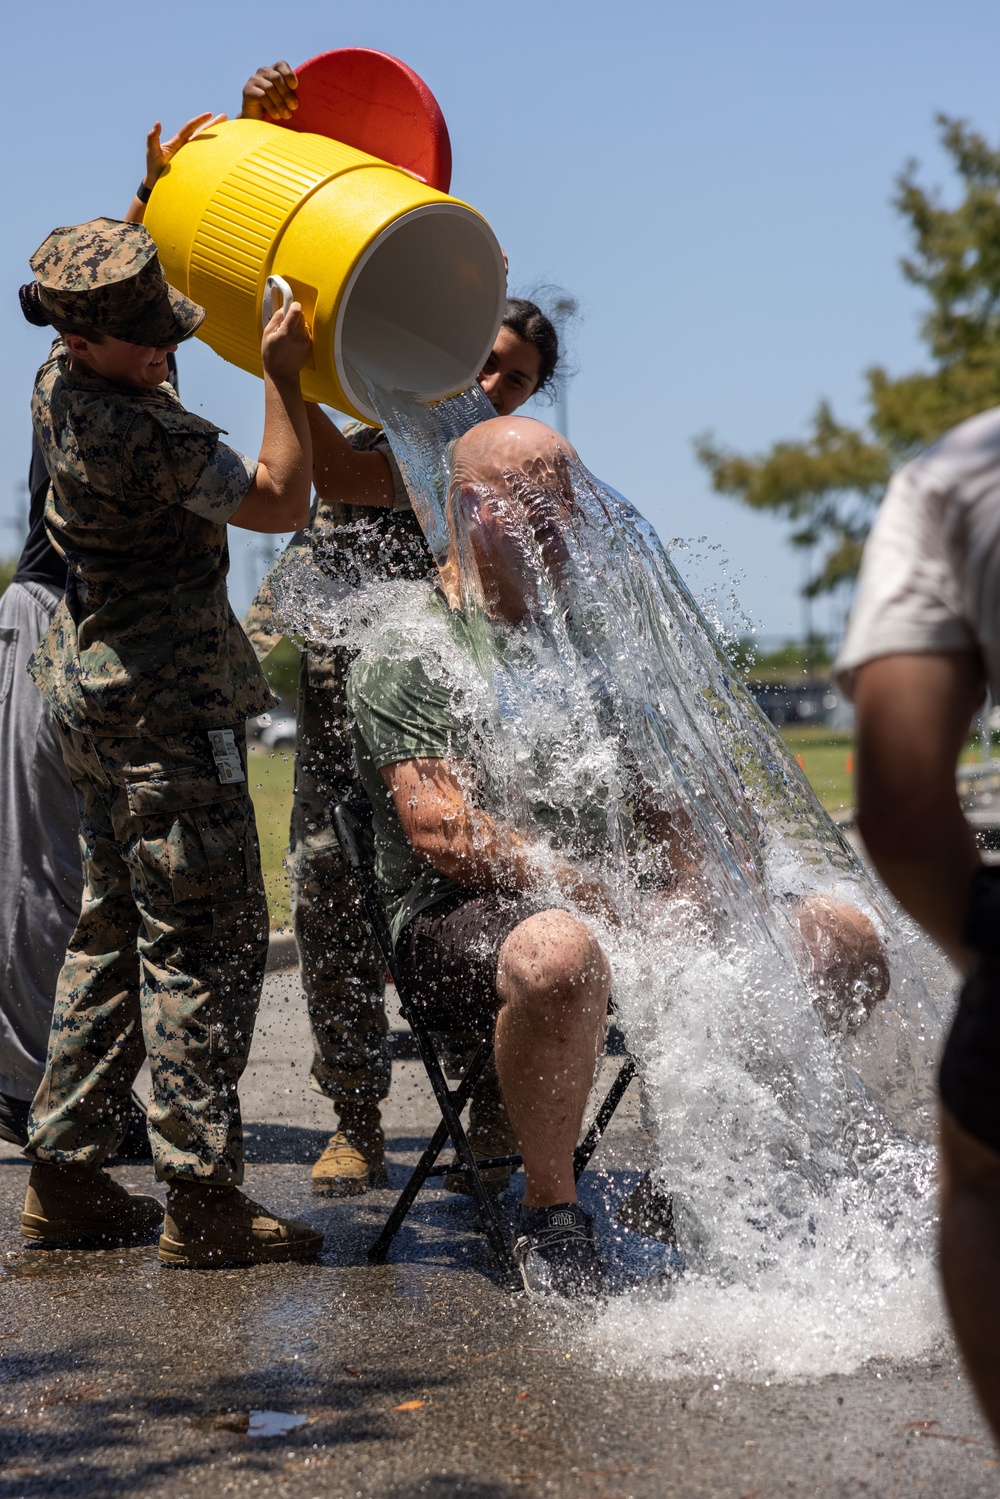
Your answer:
[395,891,542,1031]
[939,956,1000,1155]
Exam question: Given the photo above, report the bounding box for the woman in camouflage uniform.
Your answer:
[0,110,218,1153]
[18,216,323,1268]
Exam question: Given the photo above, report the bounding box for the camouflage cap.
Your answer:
[29,218,204,345]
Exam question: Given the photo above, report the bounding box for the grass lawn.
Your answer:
[778,726,855,816]
[778,724,992,818]
[247,740,295,928]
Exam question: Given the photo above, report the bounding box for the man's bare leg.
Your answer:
[493,909,609,1207]
[939,1106,1000,1441]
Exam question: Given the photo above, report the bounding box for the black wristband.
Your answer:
[136,181,153,205]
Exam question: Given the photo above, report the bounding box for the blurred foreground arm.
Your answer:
[230,302,313,533]
[854,650,984,971]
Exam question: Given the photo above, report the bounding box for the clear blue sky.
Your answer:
[4,0,999,641]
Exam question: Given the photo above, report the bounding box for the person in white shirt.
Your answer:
[837,403,1000,1441]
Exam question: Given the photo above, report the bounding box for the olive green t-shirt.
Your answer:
[347,598,474,942]
[347,593,626,942]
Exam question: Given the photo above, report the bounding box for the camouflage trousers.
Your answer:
[292,645,389,1106]
[26,723,269,1184]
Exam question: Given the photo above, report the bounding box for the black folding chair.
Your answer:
[331,795,638,1289]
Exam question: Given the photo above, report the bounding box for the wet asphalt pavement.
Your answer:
[1,967,997,1499]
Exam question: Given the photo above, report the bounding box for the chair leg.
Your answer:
[440,1073,521,1288]
[368,1049,485,1265]
[369,1036,521,1286]
[368,1111,454,1264]
[573,1056,637,1181]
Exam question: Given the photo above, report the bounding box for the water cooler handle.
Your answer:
[262,274,294,327]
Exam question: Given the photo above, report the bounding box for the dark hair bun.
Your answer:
[502,296,560,393]
[19,282,51,328]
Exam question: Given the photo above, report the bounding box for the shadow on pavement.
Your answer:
[241,1121,329,1164]
[0,1344,463,1499]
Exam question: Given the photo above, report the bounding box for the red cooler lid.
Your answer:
[275,48,452,192]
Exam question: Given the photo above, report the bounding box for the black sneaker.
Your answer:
[0,1091,30,1148]
[512,1202,606,1298]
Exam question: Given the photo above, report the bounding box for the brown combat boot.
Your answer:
[158,1182,323,1268]
[444,1069,519,1197]
[311,1100,387,1196]
[21,1162,164,1245]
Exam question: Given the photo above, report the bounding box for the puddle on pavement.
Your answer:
[192,1409,309,1437]
[248,1409,309,1437]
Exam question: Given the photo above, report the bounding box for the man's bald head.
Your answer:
[440,416,581,621]
[449,416,579,503]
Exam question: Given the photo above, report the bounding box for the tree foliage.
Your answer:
[697,115,1000,596]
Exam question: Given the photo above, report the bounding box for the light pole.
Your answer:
[551,295,578,440]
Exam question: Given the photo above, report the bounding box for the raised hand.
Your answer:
[145,112,227,188]
[240,61,298,122]
[261,300,312,382]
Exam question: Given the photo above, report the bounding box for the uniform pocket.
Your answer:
[0,626,19,706]
[168,797,262,907]
[125,770,242,820]
[124,769,263,910]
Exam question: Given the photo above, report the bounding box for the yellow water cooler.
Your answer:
[145,118,506,423]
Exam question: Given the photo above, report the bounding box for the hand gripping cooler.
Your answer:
[144,98,506,422]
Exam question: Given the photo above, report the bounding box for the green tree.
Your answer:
[0,556,16,598]
[697,114,1000,597]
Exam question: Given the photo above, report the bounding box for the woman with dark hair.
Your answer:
[479,298,561,416]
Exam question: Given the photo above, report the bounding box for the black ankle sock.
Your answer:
[518,1202,584,1230]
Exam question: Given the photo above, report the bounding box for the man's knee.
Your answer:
[497,908,610,1011]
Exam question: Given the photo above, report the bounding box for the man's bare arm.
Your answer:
[383,757,620,922]
[632,789,721,934]
[854,650,985,971]
[635,795,704,889]
[229,304,312,533]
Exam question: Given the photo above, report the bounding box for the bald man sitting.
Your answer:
[345,416,888,1296]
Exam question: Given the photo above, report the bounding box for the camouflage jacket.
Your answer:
[242,421,429,679]
[27,342,275,735]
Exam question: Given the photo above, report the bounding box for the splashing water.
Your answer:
[274,376,955,1381]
